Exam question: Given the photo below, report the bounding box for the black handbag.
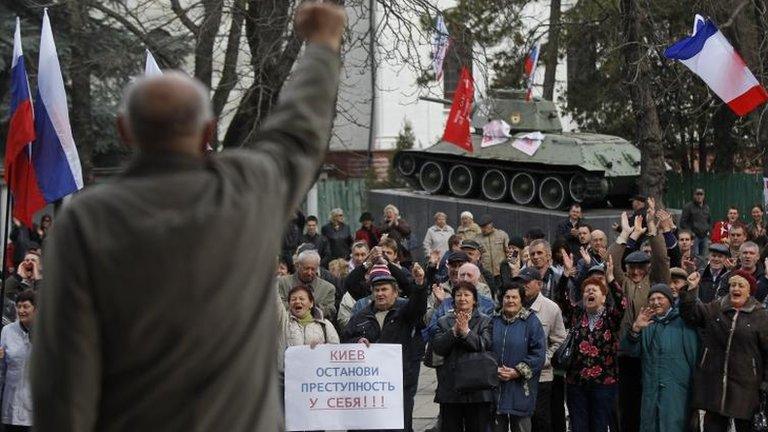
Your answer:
[422,341,444,368]
[753,391,768,432]
[453,345,499,392]
[552,328,577,370]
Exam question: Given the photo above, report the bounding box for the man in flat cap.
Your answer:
[696,243,732,303]
[476,214,509,287]
[32,4,347,431]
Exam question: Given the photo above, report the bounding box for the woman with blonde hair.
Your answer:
[380,204,412,263]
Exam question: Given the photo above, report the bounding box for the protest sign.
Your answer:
[284,344,404,431]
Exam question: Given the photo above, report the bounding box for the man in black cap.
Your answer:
[514,267,566,432]
[476,214,509,287]
[696,243,731,303]
[460,239,498,295]
[608,210,669,432]
[680,188,711,258]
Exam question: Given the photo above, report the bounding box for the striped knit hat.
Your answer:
[369,263,396,285]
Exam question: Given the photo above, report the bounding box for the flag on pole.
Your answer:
[145,49,162,76]
[664,15,768,116]
[442,67,474,153]
[33,9,84,202]
[432,16,451,81]
[5,18,45,227]
[524,44,540,102]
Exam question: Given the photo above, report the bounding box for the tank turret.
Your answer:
[394,91,641,209]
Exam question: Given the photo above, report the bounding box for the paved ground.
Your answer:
[412,366,439,432]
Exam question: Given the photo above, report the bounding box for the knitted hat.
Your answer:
[648,283,674,304]
[369,263,396,285]
[729,269,757,295]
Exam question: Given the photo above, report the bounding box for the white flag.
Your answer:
[145,49,162,76]
[481,120,512,148]
[432,16,450,81]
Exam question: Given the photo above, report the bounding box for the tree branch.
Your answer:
[170,0,200,34]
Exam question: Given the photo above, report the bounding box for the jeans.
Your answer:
[531,381,552,432]
[494,414,531,432]
[566,383,618,432]
[693,235,709,258]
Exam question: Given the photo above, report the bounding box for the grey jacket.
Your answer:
[31,44,340,432]
[528,293,566,382]
[277,273,337,320]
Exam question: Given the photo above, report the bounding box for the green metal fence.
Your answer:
[664,173,763,222]
[306,178,368,230]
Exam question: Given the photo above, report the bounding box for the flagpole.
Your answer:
[1,167,13,324]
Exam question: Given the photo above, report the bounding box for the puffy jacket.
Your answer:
[621,307,699,432]
[680,289,768,419]
[431,309,494,404]
[491,310,546,417]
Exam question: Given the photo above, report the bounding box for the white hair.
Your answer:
[383,204,399,217]
[460,211,473,219]
[295,250,321,267]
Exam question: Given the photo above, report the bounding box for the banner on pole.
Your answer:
[284,344,404,431]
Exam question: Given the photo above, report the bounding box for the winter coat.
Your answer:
[431,309,494,404]
[354,226,381,250]
[680,201,711,239]
[321,222,353,261]
[477,228,510,277]
[276,273,337,321]
[680,289,768,419]
[380,218,412,261]
[0,321,32,426]
[696,264,727,304]
[341,281,428,387]
[491,310,547,417]
[276,298,339,371]
[621,307,699,432]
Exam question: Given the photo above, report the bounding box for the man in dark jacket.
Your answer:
[342,263,430,432]
[554,203,583,254]
[680,188,711,257]
[322,208,353,261]
[716,241,768,301]
[697,243,730,303]
[31,5,346,432]
[302,215,330,263]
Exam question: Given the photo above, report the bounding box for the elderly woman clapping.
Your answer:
[491,283,546,432]
[680,269,768,432]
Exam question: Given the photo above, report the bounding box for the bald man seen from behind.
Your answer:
[31,4,346,432]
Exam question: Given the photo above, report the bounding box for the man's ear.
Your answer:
[116,115,134,149]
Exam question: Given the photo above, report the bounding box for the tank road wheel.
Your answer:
[481,169,508,201]
[539,176,567,210]
[419,161,446,194]
[396,153,418,176]
[568,174,588,203]
[510,172,536,205]
[448,164,477,198]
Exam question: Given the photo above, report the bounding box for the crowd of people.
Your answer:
[275,189,768,432]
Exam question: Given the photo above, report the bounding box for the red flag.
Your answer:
[442,67,474,153]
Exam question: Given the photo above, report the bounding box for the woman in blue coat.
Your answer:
[491,282,547,432]
[621,283,699,432]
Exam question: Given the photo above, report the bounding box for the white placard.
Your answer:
[284,344,404,431]
[511,131,545,156]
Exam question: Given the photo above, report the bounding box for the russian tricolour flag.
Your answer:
[5,18,45,227]
[33,9,83,202]
[665,15,768,116]
[524,44,540,102]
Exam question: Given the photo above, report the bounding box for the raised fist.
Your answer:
[294,2,347,52]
